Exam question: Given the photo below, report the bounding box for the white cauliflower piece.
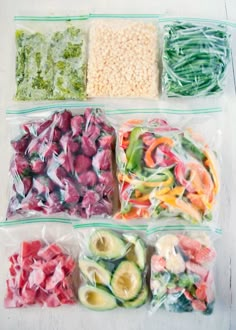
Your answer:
[155,234,179,258]
[166,254,185,274]
[190,232,211,247]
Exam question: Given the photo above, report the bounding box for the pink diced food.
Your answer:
[4,241,76,308]
[7,108,115,219]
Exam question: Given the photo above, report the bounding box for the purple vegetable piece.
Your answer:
[13,177,32,197]
[98,135,114,149]
[27,138,41,156]
[71,115,84,136]
[7,196,21,218]
[90,200,112,216]
[102,123,114,135]
[85,124,100,141]
[20,191,44,213]
[10,154,30,177]
[68,205,87,218]
[70,140,80,153]
[52,128,62,142]
[84,108,94,122]
[33,176,54,194]
[52,111,72,132]
[11,134,30,153]
[81,191,100,209]
[22,121,39,135]
[92,150,112,171]
[77,185,88,197]
[60,133,80,154]
[74,155,92,174]
[81,136,97,157]
[95,183,113,199]
[58,151,74,173]
[78,171,97,187]
[42,143,60,159]
[47,164,67,188]
[37,120,53,136]
[31,158,45,174]
[62,178,80,204]
[98,171,114,186]
[45,192,63,214]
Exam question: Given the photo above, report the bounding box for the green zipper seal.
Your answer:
[106,107,222,116]
[6,103,103,115]
[89,13,161,19]
[14,15,89,21]
[158,16,236,27]
[0,218,73,227]
[147,224,222,235]
[73,222,147,231]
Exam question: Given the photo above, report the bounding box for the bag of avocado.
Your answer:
[73,220,148,311]
[147,223,221,315]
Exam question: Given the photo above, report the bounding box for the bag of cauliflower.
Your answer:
[147,223,221,315]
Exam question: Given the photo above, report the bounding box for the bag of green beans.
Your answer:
[161,18,231,97]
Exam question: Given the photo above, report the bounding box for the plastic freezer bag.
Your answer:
[161,18,231,97]
[73,221,148,311]
[14,16,88,101]
[147,224,220,314]
[6,105,115,220]
[87,14,159,98]
[0,219,78,308]
[111,107,222,223]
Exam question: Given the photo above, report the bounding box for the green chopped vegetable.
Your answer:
[163,21,230,97]
[15,26,87,100]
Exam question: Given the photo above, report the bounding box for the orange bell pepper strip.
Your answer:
[187,193,212,212]
[156,194,202,222]
[144,137,174,168]
[115,207,150,220]
[117,173,174,188]
[203,149,219,194]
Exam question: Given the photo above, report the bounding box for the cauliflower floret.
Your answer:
[166,254,185,274]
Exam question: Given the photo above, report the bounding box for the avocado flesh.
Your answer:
[126,239,146,270]
[79,285,117,311]
[89,230,126,260]
[79,259,111,286]
[123,285,148,308]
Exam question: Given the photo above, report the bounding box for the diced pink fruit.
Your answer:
[71,115,84,136]
[98,135,114,149]
[11,154,30,177]
[74,155,92,174]
[21,284,36,305]
[178,235,202,254]
[92,149,112,171]
[20,192,44,212]
[192,299,207,311]
[37,120,52,135]
[13,177,32,196]
[38,243,63,261]
[195,282,207,301]
[45,264,65,291]
[45,294,61,307]
[42,259,58,275]
[9,253,19,265]
[151,255,166,273]
[21,240,42,259]
[52,110,72,132]
[195,247,216,265]
[11,134,30,153]
[63,178,80,203]
[81,136,97,157]
[186,261,208,279]
[22,257,34,272]
[78,171,97,187]
[62,256,76,275]
[81,191,100,208]
[31,158,45,174]
[28,268,45,288]
[33,176,54,194]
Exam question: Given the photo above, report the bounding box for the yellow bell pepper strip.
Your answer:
[156,194,202,222]
[168,186,185,197]
[203,149,219,194]
[115,207,150,220]
[117,172,174,188]
[144,137,174,168]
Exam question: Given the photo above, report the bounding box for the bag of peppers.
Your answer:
[112,107,222,223]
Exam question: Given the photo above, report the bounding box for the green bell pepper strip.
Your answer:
[181,136,206,162]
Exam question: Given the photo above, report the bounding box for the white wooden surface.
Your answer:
[0,0,236,329]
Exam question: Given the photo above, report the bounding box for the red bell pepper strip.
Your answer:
[144,137,174,168]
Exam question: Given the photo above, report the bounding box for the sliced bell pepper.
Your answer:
[144,137,174,168]
[181,136,206,162]
[203,149,219,194]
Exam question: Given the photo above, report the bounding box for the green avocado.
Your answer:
[79,258,111,286]
[123,285,148,308]
[79,285,117,311]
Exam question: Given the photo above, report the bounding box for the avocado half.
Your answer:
[79,285,117,311]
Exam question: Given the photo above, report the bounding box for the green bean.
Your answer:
[163,21,230,97]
